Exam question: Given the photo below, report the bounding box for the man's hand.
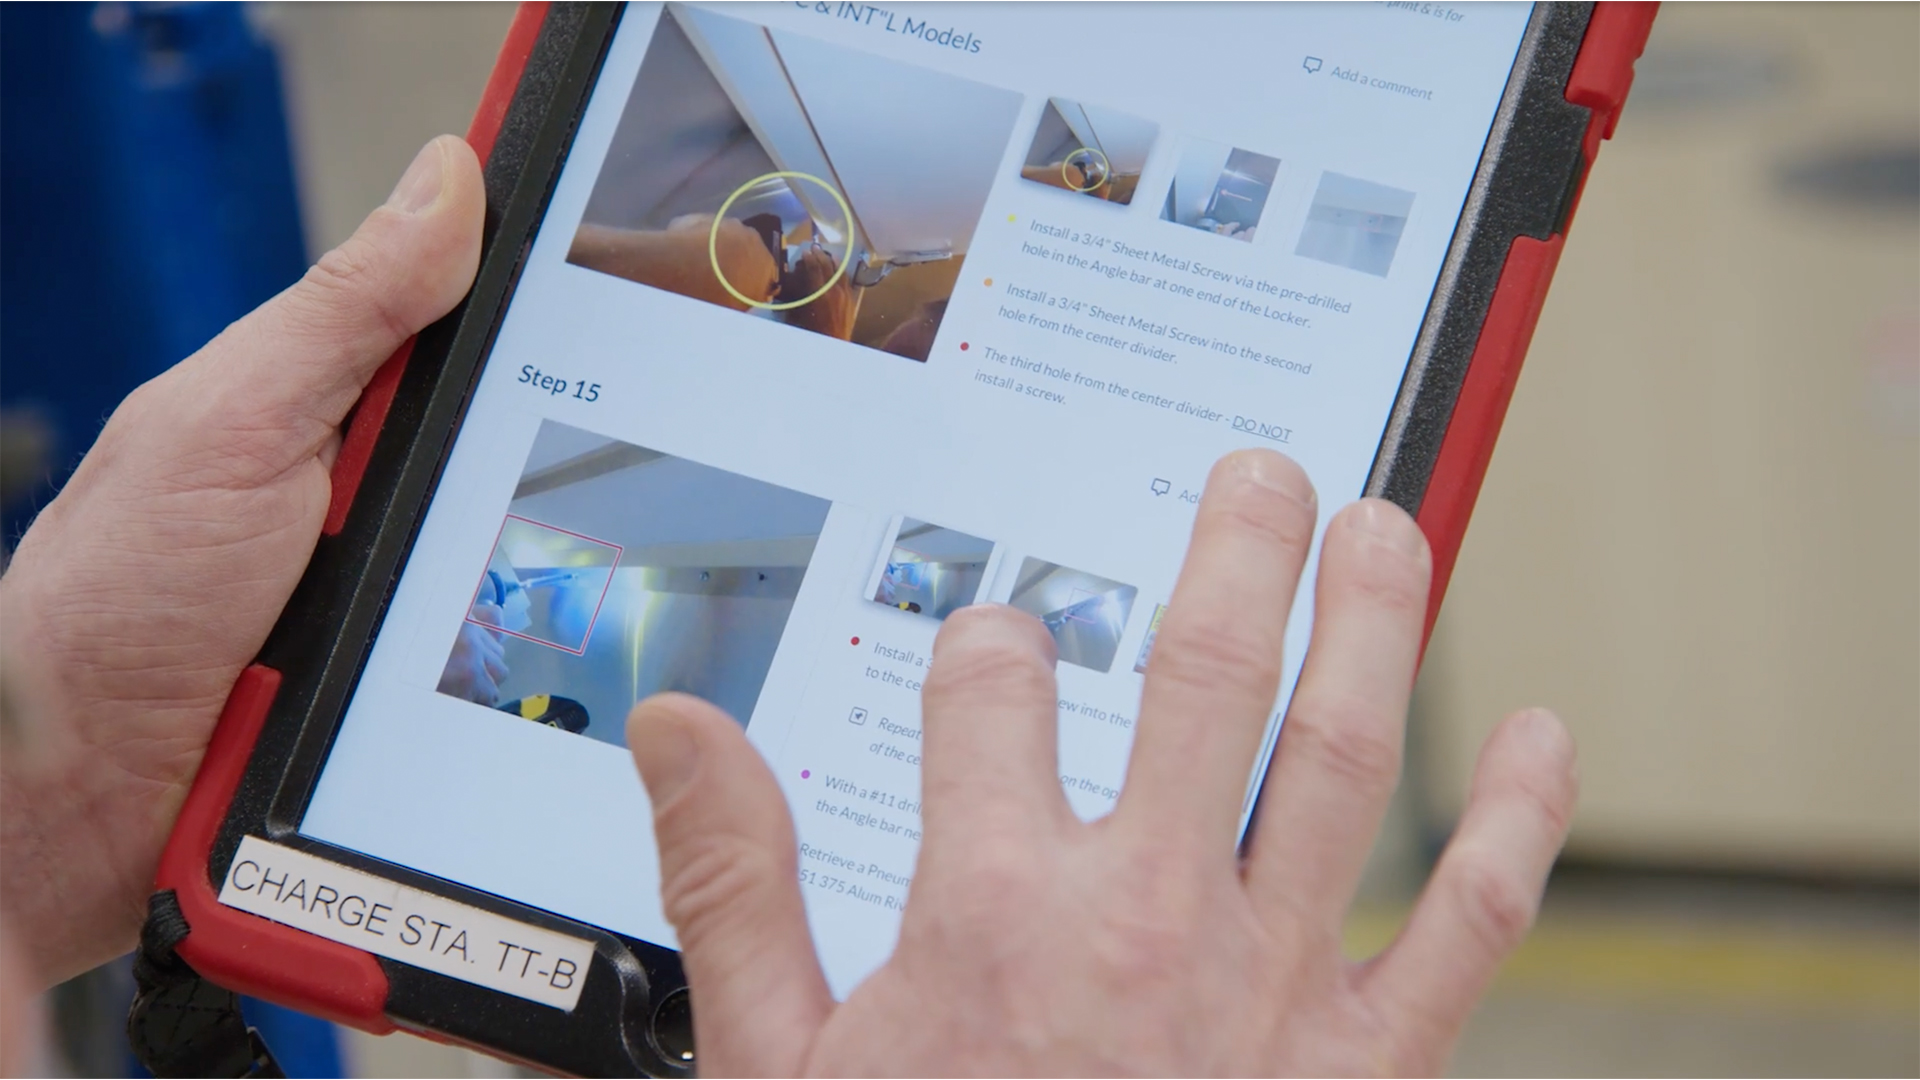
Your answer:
[438,602,510,706]
[779,247,857,341]
[0,135,485,986]
[568,216,780,311]
[629,449,1577,1075]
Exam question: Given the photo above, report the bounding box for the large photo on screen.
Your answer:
[437,420,831,747]
[569,4,1022,362]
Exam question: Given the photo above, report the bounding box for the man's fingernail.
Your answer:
[1229,449,1316,509]
[1515,707,1574,758]
[633,705,700,804]
[386,138,448,215]
[1349,498,1425,556]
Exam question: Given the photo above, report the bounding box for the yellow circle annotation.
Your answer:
[708,171,855,311]
[1062,146,1110,193]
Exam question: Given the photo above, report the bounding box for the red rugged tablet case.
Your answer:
[153,3,554,1031]
[154,0,1658,1044]
[1416,2,1657,639]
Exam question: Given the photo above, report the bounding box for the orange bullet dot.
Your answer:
[984,277,993,287]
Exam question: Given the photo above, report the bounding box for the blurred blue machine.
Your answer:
[1,2,307,538]
[1,3,342,1075]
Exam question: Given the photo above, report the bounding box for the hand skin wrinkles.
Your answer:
[0,135,486,989]
[626,454,1577,1076]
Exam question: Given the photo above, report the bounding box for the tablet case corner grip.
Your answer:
[1565,2,1659,156]
[154,663,396,1032]
[1415,233,1566,645]
[323,1,555,538]
[1544,2,1657,238]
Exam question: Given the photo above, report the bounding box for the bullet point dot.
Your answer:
[983,277,993,287]
[850,636,860,645]
[801,769,811,780]
[1007,214,1016,222]
[960,342,970,351]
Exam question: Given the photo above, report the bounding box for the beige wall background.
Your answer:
[267,1,519,254]
[1420,1,1919,874]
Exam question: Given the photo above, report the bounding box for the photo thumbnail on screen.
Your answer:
[469,515,623,656]
[1161,139,1281,243]
[1132,603,1167,675]
[1019,97,1158,206]
[437,420,830,747]
[568,4,1022,362]
[1294,171,1416,277]
[1007,558,1139,673]
[866,517,995,621]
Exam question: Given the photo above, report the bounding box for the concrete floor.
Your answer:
[1438,880,1918,1077]
[329,878,1919,1078]
[256,6,1919,1076]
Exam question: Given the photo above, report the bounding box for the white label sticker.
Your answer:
[218,836,593,1011]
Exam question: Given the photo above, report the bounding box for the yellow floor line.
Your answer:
[1344,908,1920,1016]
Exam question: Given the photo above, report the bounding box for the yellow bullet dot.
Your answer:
[1007,214,1017,222]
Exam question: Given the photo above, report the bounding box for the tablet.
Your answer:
[150,3,1653,1074]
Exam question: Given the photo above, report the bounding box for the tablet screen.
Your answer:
[303,1,1534,995]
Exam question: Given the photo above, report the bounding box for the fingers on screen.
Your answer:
[1121,449,1316,862]
[1362,709,1577,1055]
[626,693,833,1068]
[1243,498,1429,929]
[919,604,1069,846]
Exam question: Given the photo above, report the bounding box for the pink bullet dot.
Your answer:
[801,770,811,779]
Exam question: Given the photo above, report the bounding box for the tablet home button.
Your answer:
[651,986,695,1069]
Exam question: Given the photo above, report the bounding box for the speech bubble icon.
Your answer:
[1303,56,1323,74]
[1150,478,1172,496]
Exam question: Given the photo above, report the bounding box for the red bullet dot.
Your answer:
[960,341,970,351]
[850,636,860,645]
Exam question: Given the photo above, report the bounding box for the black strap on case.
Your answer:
[127,891,284,1079]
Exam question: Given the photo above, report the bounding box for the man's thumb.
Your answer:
[199,134,484,439]
[629,693,832,1075]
